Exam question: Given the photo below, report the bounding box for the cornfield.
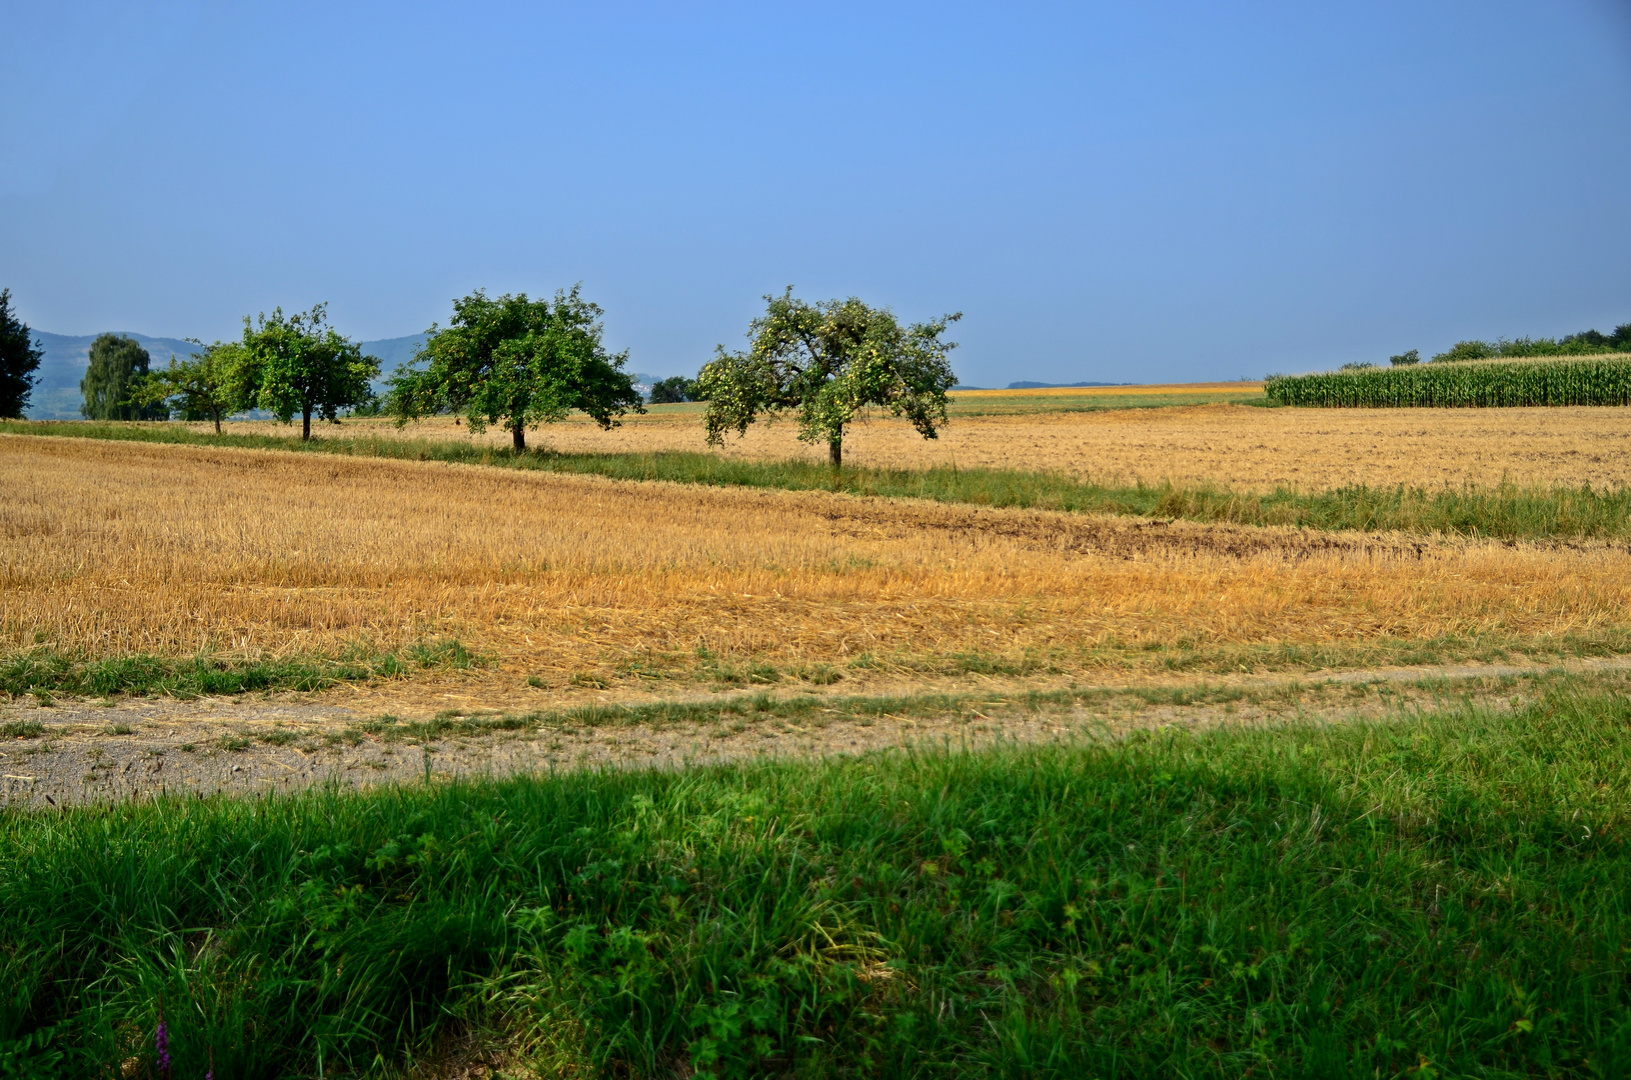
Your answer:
[1265,354,1631,408]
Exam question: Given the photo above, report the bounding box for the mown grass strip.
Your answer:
[7,688,1631,1076]
[0,640,482,699]
[8,419,1631,540]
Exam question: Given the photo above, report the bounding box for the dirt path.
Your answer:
[4,654,1629,808]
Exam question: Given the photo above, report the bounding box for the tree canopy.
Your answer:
[390,286,642,451]
[648,376,699,404]
[81,333,165,421]
[698,289,960,466]
[133,341,244,433]
[0,288,42,419]
[241,305,379,439]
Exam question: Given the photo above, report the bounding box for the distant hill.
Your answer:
[1005,380,1130,389]
[359,334,429,374]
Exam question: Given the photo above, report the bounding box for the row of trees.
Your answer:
[1373,323,1631,368]
[389,285,961,465]
[1,285,964,463]
[1426,325,1631,363]
[0,292,382,433]
[131,306,380,438]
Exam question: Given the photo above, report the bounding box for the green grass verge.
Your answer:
[11,627,1631,703]
[0,640,482,699]
[8,420,1631,540]
[8,689,1631,1076]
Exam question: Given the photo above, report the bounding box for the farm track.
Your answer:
[5,652,1629,808]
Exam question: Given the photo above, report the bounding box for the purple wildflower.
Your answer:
[154,998,170,1080]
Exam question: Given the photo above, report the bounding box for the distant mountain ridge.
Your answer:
[1005,380,1130,389]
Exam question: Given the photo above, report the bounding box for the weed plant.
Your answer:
[6,689,1631,1076]
[8,421,1631,541]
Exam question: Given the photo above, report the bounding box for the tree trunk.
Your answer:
[512,424,526,452]
[302,405,312,441]
[828,435,842,468]
[212,410,222,435]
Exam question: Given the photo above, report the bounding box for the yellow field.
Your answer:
[5,435,1629,702]
[198,392,1631,492]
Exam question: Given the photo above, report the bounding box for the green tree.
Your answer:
[0,288,43,419]
[81,333,165,420]
[390,286,642,451]
[132,341,244,433]
[648,375,698,404]
[1389,349,1420,366]
[241,304,379,440]
[698,289,960,467]
[1431,340,1496,363]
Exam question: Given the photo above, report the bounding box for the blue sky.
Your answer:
[3,1,1629,384]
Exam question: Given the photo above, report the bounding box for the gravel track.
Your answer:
[5,655,1629,808]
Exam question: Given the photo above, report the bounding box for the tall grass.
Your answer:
[7,689,1631,1076]
[8,420,1631,540]
[1266,354,1631,408]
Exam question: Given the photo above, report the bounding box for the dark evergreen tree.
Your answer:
[81,334,164,420]
[0,289,43,419]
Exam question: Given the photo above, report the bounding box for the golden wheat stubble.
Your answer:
[3,435,1629,682]
[204,397,1631,493]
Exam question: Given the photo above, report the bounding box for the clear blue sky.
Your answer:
[3,1,1629,384]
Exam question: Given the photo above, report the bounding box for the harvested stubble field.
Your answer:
[17,399,1631,1079]
[205,394,1631,492]
[5,434,1631,706]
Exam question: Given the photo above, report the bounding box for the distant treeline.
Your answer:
[1430,324,1631,363]
[1371,322,1631,369]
